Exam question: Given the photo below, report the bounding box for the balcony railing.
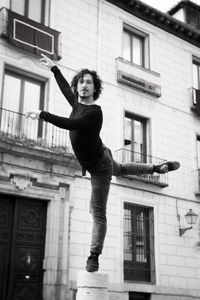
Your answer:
[1,107,168,186]
[115,148,168,187]
[116,57,161,97]
[0,107,73,155]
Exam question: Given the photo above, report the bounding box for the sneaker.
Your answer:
[154,161,180,174]
[86,254,99,272]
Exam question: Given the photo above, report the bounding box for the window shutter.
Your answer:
[5,9,61,60]
[196,89,200,116]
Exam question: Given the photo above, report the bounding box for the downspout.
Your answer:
[97,0,102,73]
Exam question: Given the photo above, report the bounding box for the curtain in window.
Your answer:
[196,90,200,116]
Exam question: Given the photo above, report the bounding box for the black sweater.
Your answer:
[40,66,104,170]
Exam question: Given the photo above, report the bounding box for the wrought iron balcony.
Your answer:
[0,107,168,186]
[0,107,73,156]
[115,148,168,187]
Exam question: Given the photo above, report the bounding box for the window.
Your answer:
[124,203,155,283]
[124,112,147,163]
[192,58,200,113]
[129,292,151,300]
[122,25,149,68]
[192,59,200,90]
[11,0,49,24]
[6,2,60,59]
[197,136,200,169]
[1,67,45,139]
[196,136,200,192]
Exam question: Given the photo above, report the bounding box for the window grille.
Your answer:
[124,202,155,283]
[129,292,151,300]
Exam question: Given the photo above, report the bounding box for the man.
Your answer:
[26,54,180,272]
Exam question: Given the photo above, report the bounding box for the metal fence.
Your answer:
[0,107,73,154]
[0,107,169,186]
[115,148,168,186]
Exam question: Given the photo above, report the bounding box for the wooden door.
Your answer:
[0,195,47,300]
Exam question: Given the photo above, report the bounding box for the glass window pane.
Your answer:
[23,81,41,139]
[136,211,147,263]
[29,0,42,23]
[2,74,21,111]
[132,36,143,66]
[133,120,143,161]
[197,137,200,168]
[134,120,143,144]
[193,63,199,89]
[124,209,132,261]
[123,31,131,61]
[23,81,40,113]
[124,117,132,144]
[1,74,21,136]
[124,117,132,161]
[1,71,45,141]
[11,0,25,15]
[124,115,146,162]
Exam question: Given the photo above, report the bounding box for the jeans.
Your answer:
[88,147,154,254]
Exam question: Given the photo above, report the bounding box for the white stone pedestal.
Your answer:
[76,271,109,300]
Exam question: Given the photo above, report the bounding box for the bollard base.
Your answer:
[76,271,109,300]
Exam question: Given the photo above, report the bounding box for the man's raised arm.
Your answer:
[40,54,75,107]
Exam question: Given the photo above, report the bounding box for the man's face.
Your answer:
[77,73,95,100]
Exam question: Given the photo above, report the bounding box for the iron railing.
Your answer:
[123,202,155,284]
[0,107,73,155]
[0,107,168,186]
[115,148,168,187]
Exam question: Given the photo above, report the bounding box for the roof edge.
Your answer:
[105,0,200,48]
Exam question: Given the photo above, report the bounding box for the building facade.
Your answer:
[0,0,200,299]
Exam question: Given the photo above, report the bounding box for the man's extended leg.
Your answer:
[112,160,180,177]
[153,161,180,173]
[86,175,111,272]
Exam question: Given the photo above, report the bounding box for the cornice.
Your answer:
[105,0,200,48]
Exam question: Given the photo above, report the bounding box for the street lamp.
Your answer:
[178,209,198,236]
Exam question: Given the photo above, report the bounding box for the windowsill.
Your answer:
[109,282,157,292]
[0,134,77,167]
[115,149,168,187]
[122,174,168,188]
[116,57,161,97]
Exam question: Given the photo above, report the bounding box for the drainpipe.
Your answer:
[97,0,102,73]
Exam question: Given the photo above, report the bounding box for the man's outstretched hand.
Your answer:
[40,54,56,69]
[25,110,41,120]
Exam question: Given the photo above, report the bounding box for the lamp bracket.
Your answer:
[179,226,193,236]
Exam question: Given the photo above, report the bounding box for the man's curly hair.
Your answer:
[71,69,103,101]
